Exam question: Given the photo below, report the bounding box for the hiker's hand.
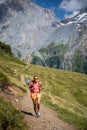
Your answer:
[30,87,33,90]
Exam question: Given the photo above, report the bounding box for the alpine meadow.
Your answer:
[0,0,87,130]
[0,42,87,130]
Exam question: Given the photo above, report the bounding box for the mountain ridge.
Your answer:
[0,0,59,59]
[0,0,87,73]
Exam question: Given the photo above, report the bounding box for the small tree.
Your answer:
[0,41,13,56]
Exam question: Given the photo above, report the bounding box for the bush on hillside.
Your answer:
[0,41,13,56]
[0,72,10,91]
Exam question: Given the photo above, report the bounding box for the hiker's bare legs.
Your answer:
[32,99,37,114]
[37,97,40,112]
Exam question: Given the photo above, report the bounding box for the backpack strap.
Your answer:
[29,81,42,93]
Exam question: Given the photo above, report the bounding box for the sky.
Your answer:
[32,0,87,20]
[0,0,87,20]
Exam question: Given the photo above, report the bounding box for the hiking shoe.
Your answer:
[35,112,38,117]
[37,112,40,117]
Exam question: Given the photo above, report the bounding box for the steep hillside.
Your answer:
[0,97,28,130]
[0,0,59,60]
[0,43,29,130]
[0,0,87,74]
[32,9,87,73]
[0,42,27,93]
[27,65,87,130]
[0,42,87,130]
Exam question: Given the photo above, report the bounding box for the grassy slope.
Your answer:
[0,51,87,130]
[0,51,27,92]
[0,51,28,129]
[0,97,28,130]
[27,65,87,129]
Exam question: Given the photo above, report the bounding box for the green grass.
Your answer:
[0,72,11,91]
[0,97,28,130]
[0,50,87,130]
[0,51,27,92]
[26,65,87,130]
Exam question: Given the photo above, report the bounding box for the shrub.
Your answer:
[0,72,10,90]
[0,41,13,56]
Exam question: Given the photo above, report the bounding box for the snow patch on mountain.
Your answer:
[0,0,87,72]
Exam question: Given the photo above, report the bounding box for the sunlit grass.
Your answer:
[0,97,28,130]
[26,64,87,130]
[0,51,87,130]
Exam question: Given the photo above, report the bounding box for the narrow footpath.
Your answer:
[21,91,79,130]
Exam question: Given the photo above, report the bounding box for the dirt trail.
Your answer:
[21,91,79,130]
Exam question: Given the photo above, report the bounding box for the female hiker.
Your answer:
[29,76,42,117]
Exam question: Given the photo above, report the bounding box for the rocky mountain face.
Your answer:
[0,0,59,59]
[32,8,87,74]
[0,0,87,73]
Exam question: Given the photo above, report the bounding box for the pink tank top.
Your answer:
[33,83,40,93]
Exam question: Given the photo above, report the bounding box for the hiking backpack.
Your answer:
[26,77,31,85]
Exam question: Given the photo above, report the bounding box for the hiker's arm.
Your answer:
[39,82,42,91]
[29,82,33,91]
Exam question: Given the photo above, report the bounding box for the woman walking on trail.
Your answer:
[29,76,42,117]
